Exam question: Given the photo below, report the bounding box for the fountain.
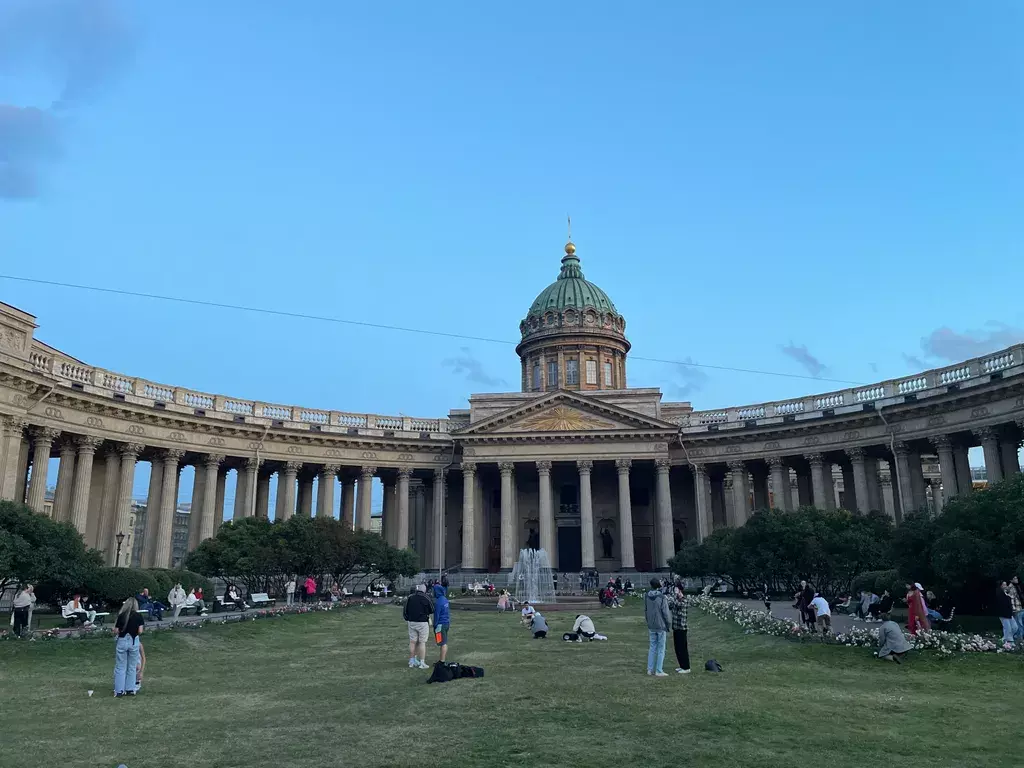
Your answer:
[510,548,556,605]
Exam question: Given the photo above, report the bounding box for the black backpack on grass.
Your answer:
[426,661,485,684]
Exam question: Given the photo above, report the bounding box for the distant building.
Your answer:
[129,503,191,569]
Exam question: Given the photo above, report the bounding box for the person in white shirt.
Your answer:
[12,584,36,636]
[168,583,187,620]
[62,595,96,626]
[285,578,296,606]
[184,588,207,615]
[520,602,536,626]
[809,594,832,634]
[569,614,608,641]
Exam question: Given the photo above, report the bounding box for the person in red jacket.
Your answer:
[303,576,317,603]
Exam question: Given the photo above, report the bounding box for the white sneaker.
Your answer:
[654,671,669,677]
[676,668,691,674]
[417,660,430,670]
[408,658,416,668]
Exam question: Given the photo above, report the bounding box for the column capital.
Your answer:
[321,463,341,476]
[204,453,226,469]
[892,441,910,457]
[692,462,707,476]
[461,460,476,475]
[929,434,952,451]
[75,435,104,453]
[434,467,448,481]
[1016,418,1024,432]
[2,414,27,431]
[973,426,997,442]
[727,460,746,472]
[766,456,785,468]
[57,437,77,455]
[30,425,60,443]
[535,460,552,474]
[120,442,145,459]
[615,458,632,472]
[245,456,264,470]
[162,448,186,464]
[102,445,120,462]
[397,467,413,480]
[576,459,593,474]
[284,460,302,473]
[804,452,823,466]
[360,465,377,479]
[655,458,671,472]
[845,447,866,461]
[499,461,516,475]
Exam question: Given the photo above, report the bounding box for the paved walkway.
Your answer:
[729,598,876,634]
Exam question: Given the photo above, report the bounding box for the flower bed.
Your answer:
[687,595,1021,656]
[0,599,371,642]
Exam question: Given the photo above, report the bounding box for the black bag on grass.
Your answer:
[426,661,485,684]
[704,659,724,672]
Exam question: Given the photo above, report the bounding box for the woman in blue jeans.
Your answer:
[644,578,671,676]
[113,597,145,697]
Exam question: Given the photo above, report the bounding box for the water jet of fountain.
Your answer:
[510,548,556,605]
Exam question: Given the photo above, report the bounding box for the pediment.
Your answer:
[455,391,677,436]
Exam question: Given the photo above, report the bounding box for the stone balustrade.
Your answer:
[680,344,1024,432]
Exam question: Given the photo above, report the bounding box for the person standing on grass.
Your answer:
[905,583,930,635]
[403,584,433,669]
[432,584,451,663]
[644,577,671,677]
[809,593,832,635]
[668,582,691,674]
[112,597,144,697]
[303,576,317,603]
[12,584,35,637]
[996,581,1019,644]
[285,577,296,606]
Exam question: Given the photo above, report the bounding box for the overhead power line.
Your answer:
[0,273,866,386]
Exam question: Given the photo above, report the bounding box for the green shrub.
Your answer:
[84,568,160,608]
[852,569,903,598]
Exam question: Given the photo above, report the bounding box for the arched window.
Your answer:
[532,362,542,391]
[566,359,579,385]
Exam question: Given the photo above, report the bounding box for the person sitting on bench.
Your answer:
[868,591,894,621]
[227,585,247,611]
[63,594,96,626]
[184,588,207,615]
[136,589,164,621]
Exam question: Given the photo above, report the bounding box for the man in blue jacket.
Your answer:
[432,584,451,662]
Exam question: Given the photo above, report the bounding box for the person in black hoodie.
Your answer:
[403,585,433,669]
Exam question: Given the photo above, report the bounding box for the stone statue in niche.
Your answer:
[526,527,539,550]
[601,527,614,559]
[673,527,684,552]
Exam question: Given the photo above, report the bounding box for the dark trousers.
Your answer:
[13,607,29,636]
[672,629,690,671]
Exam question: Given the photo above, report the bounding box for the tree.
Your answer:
[0,500,103,602]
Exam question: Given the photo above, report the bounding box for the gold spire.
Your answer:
[565,214,575,254]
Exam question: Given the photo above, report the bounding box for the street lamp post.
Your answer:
[115,531,125,568]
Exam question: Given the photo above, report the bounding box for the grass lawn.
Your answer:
[1,603,1022,768]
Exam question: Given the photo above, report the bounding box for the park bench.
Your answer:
[64,611,109,628]
[249,593,275,607]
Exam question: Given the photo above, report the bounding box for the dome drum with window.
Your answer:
[516,241,630,393]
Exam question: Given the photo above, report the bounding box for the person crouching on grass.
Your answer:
[432,584,451,663]
[809,593,832,635]
[530,612,549,639]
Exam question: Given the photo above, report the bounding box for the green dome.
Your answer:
[526,243,619,317]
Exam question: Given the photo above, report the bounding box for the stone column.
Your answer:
[615,459,635,569]
[953,444,973,496]
[907,451,927,510]
[381,480,395,545]
[880,475,896,519]
[655,459,673,567]
[767,457,789,512]
[69,436,102,535]
[341,478,356,529]
[153,449,185,569]
[751,467,769,511]
[111,443,143,566]
[395,467,411,549]
[930,435,959,502]
[432,468,446,569]
[1,417,28,501]
[536,461,554,557]
[975,427,1003,484]
[929,480,944,514]
[499,462,516,569]
[795,464,813,507]
[821,460,837,511]
[188,463,207,551]
[279,461,300,521]
[96,447,120,554]
[728,461,749,526]
[691,464,712,541]
[298,473,314,517]
[26,426,58,513]
[846,448,871,514]
[52,437,77,522]
[805,454,826,510]
[892,443,914,521]
[356,466,375,530]
[241,458,260,518]
[215,466,227,524]
[317,465,339,518]
[254,470,271,518]
[461,462,477,569]
[577,460,595,569]
[1000,431,1020,476]
[865,458,882,512]
[199,454,224,543]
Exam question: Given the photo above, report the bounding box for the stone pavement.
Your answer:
[729,598,878,634]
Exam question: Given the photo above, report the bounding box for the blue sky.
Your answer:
[2,2,1022,506]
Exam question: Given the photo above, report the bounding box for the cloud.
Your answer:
[917,323,1024,362]
[442,348,507,388]
[665,358,709,399]
[779,342,826,377]
[903,353,927,370]
[868,362,878,373]
[0,0,133,199]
